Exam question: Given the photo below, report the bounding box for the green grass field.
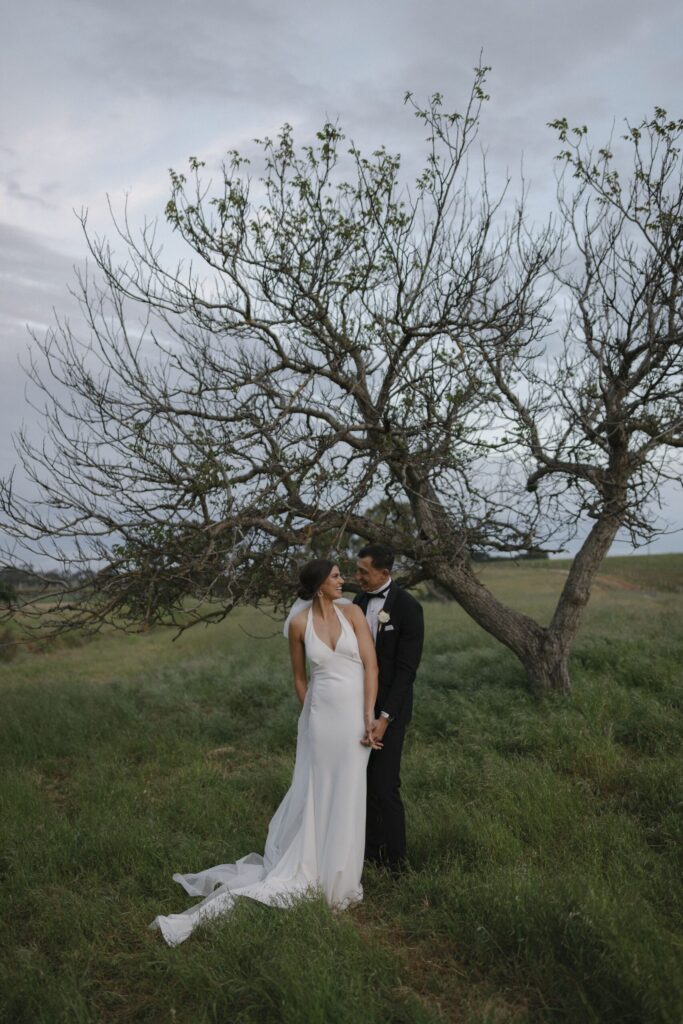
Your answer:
[1,557,682,1023]
[523,551,683,593]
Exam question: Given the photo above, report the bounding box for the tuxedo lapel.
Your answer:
[381,581,398,617]
[375,581,398,648]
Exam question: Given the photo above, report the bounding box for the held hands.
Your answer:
[361,716,389,750]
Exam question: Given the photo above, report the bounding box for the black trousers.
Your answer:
[365,718,407,867]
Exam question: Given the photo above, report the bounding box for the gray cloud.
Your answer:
[0,222,78,321]
[1,0,682,551]
[4,178,53,208]
[0,223,83,476]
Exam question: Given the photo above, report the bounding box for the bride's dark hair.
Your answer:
[298,559,336,600]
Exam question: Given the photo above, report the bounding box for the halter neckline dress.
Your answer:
[150,605,370,945]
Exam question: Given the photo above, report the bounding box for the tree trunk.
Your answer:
[525,514,623,694]
[428,510,623,695]
[548,515,623,642]
[521,634,572,695]
[407,467,625,695]
[430,557,550,678]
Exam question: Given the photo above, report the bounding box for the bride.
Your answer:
[150,558,381,945]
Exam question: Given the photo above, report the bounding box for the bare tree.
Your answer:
[1,69,681,693]
[470,109,683,689]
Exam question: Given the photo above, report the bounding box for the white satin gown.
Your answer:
[150,605,371,945]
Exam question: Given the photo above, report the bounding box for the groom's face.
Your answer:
[355,556,390,593]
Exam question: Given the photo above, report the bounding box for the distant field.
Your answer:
[519,551,683,593]
[1,564,682,1023]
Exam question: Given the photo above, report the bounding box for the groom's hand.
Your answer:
[370,716,389,743]
[362,721,384,750]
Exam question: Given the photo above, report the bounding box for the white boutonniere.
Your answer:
[378,610,391,625]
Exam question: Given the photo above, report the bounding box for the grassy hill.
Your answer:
[1,557,682,1023]
[520,551,683,593]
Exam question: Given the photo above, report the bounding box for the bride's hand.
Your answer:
[361,724,383,750]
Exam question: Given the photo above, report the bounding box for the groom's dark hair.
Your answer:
[358,543,394,571]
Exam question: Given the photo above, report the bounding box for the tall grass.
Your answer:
[1,561,681,1022]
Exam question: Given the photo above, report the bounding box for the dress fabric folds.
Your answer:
[150,606,370,945]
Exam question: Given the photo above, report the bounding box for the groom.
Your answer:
[354,543,424,876]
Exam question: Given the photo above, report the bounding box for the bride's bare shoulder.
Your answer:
[289,608,309,637]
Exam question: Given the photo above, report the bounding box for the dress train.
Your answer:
[149,606,370,945]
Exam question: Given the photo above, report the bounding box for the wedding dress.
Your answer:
[150,604,370,945]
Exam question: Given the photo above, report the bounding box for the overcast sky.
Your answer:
[1,0,682,555]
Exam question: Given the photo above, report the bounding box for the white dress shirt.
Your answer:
[364,577,392,641]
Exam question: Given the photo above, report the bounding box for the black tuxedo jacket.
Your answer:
[353,582,424,724]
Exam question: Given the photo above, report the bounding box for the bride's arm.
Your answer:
[344,606,379,729]
[288,617,308,706]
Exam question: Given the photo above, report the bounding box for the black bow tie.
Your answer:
[368,586,390,600]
